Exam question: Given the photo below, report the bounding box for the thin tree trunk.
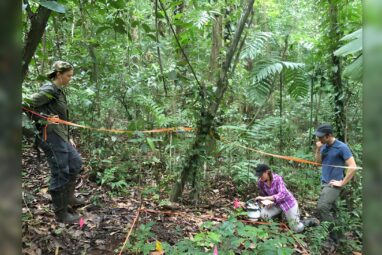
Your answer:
[79,0,100,117]
[278,34,289,153]
[22,1,53,81]
[155,0,168,96]
[208,14,223,81]
[52,15,62,59]
[309,75,314,145]
[328,0,345,141]
[279,72,283,152]
[171,0,256,202]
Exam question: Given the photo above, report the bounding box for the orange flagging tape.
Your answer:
[23,107,193,134]
[222,139,362,170]
[118,207,142,255]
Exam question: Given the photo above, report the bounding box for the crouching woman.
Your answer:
[254,164,305,233]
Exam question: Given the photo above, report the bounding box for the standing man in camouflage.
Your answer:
[25,61,85,224]
[314,124,357,248]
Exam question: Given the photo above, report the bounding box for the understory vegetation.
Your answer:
[22,0,362,254]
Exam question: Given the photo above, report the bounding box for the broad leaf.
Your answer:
[38,0,66,13]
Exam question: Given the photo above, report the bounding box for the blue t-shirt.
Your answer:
[320,139,353,184]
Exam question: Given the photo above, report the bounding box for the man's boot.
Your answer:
[51,188,81,224]
[67,177,86,207]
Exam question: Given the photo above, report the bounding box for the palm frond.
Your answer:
[194,11,212,29]
[136,95,170,127]
[241,32,274,59]
[252,60,304,83]
[284,69,309,98]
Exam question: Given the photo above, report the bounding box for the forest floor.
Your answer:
[22,140,355,255]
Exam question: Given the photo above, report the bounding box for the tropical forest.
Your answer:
[22,0,363,254]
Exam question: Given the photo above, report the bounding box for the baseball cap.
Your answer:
[48,61,73,77]
[315,124,333,137]
[255,164,270,177]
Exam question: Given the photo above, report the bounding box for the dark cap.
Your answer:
[255,164,270,177]
[315,124,333,137]
[48,61,73,77]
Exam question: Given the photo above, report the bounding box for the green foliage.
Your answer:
[126,214,298,254]
[334,28,362,81]
[23,0,363,252]
[241,32,274,59]
[252,60,304,83]
[34,0,66,13]
[97,166,128,191]
[123,222,156,255]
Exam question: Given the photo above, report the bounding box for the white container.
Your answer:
[246,201,261,221]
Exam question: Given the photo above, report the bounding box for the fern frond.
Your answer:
[241,32,274,59]
[253,62,283,82]
[284,69,309,98]
[194,11,211,29]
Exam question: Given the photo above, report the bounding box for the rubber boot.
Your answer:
[51,188,81,224]
[67,177,86,207]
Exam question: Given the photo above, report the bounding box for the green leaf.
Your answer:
[341,28,362,41]
[108,0,125,9]
[38,0,66,13]
[142,23,152,33]
[207,232,221,243]
[146,138,156,151]
[96,26,111,35]
[334,36,362,56]
[343,55,362,81]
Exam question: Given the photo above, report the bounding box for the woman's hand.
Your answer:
[255,196,265,201]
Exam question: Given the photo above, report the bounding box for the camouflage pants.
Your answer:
[37,132,82,192]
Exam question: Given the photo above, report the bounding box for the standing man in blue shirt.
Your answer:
[314,124,357,249]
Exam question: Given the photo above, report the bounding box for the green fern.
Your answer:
[241,32,274,59]
[247,77,274,105]
[252,60,304,83]
[194,11,212,29]
[232,160,259,185]
[247,116,282,141]
[284,69,309,98]
[136,95,170,127]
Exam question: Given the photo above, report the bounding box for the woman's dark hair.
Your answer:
[267,170,273,183]
[47,61,73,80]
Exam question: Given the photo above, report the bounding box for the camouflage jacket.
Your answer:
[27,82,70,142]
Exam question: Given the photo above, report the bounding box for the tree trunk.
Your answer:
[309,75,314,145]
[278,35,289,152]
[328,0,345,141]
[279,72,283,152]
[79,0,100,117]
[208,14,223,82]
[154,0,168,96]
[22,2,52,81]
[171,0,256,202]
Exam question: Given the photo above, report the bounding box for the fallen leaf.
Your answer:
[156,240,163,252]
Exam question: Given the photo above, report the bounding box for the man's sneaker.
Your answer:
[322,237,339,254]
[302,217,320,227]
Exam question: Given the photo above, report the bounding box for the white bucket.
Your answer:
[246,200,261,221]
